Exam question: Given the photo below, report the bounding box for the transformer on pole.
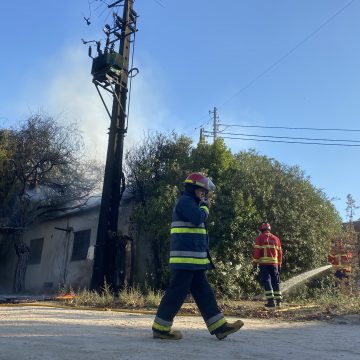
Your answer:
[83,0,138,291]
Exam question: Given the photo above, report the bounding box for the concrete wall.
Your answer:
[25,208,98,293]
[0,195,136,294]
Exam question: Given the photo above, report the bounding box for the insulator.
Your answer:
[104,24,111,35]
[115,15,124,24]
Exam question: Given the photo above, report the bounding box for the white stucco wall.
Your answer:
[24,208,99,293]
[0,194,136,294]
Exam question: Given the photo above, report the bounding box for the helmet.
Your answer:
[183,172,216,192]
[258,222,271,232]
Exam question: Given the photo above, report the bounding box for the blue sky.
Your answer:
[0,0,359,221]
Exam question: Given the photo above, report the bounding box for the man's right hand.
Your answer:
[199,198,210,208]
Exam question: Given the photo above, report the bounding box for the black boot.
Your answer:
[275,299,282,307]
[153,329,183,340]
[264,299,276,308]
[214,320,244,340]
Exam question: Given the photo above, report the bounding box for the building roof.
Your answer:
[39,188,133,221]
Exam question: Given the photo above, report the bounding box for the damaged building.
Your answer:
[0,191,152,294]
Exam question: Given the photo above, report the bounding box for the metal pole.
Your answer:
[213,107,217,142]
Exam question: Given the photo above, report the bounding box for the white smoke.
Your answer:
[43,46,172,162]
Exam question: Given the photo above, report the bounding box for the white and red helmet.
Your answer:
[183,172,215,192]
[258,222,271,232]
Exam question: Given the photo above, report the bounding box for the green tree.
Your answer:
[208,150,343,297]
[126,133,343,297]
[125,133,193,288]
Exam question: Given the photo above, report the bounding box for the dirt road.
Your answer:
[0,306,359,360]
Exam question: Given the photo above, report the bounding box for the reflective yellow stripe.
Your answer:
[334,265,351,271]
[184,179,206,188]
[200,205,209,214]
[208,317,227,332]
[152,322,171,332]
[255,245,278,249]
[170,257,210,265]
[258,256,278,264]
[170,228,207,234]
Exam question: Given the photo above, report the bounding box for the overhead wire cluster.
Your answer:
[192,0,358,148]
[202,124,360,147]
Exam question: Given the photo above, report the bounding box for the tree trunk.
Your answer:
[13,235,30,293]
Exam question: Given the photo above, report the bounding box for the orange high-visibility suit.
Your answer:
[328,244,352,280]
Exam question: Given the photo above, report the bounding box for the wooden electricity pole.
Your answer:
[85,0,138,291]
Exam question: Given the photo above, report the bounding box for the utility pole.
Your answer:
[209,107,219,143]
[84,0,138,291]
[199,127,206,144]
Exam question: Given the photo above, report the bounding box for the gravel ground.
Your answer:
[0,305,359,360]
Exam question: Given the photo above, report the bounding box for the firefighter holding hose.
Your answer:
[253,222,283,308]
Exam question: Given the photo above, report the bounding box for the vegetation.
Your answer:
[57,281,360,321]
[125,132,344,297]
[2,124,356,315]
[65,283,163,309]
[0,115,102,292]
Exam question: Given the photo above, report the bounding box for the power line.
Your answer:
[217,0,356,110]
[204,135,360,147]
[203,130,360,143]
[194,0,356,131]
[153,0,165,8]
[218,124,360,133]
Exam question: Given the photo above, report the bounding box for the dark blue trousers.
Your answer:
[259,265,282,301]
[154,269,224,332]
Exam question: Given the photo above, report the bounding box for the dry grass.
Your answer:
[62,284,163,309]
[57,283,360,321]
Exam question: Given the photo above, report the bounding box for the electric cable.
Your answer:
[203,130,360,143]
[153,0,165,8]
[217,0,356,110]
[194,0,356,131]
[204,135,360,147]
[126,15,138,131]
[218,124,360,133]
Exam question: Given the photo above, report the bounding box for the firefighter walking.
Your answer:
[253,222,283,308]
[152,172,244,340]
